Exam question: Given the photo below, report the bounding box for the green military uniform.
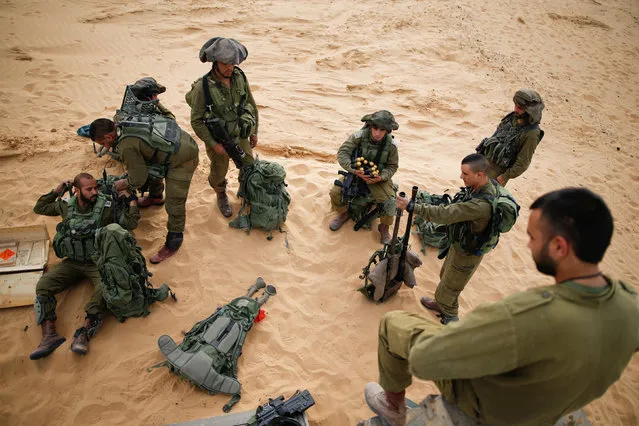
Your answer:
[377,277,639,425]
[117,128,199,233]
[33,190,140,321]
[478,88,544,186]
[330,129,399,225]
[414,181,495,318]
[137,102,176,200]
[186,68,258,189]
[483,113,541,186]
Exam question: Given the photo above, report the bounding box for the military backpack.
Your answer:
[230,159,291,238]
[156,279,276,412]
[447,181,520,256]
[413,191,452,253]
[114,86,182,179]
[93,223,173,322]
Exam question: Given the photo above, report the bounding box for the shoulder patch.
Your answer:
[354,130,364,138]
[505,287,554,316]
[105,200,112,208]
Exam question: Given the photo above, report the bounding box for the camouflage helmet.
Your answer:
[130,77,166,101]
[513,88,544,124]
[360,110,399,131]
[199,37,248,65]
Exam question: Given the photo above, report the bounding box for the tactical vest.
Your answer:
[116,113,181,179]
[52,194,109,263]
[477,112,543,169]
[357,129,393,171]
[187,68,253,139]
[446,181,519,256]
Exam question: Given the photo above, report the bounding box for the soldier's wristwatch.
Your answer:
[125,193,138,203]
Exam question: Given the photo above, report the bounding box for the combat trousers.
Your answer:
[145,176,165,198]
[205,137,254,190]
[35,259,107,318]
[164,139,199,233]
[434,245,484,318]
[329,179,396,225]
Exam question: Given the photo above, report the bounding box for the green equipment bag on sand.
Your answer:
[93,224,174,322]
[155,278,277,413]
[413,191,452,253]
[230,159,291,238]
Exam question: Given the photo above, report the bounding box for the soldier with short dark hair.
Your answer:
[398,153,496,324]
[89,111,199,264]
[361,187,638,426]
[30,173,139,359]
[476,88,544,186]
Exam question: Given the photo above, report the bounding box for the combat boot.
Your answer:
[29,320,66,360]
[378,224,391,244]
[215,188,232,218]
[420,296,443,313]
[150,245,178,264]
[364,382,407,426]
[70,315,102,355]
[329,211,349,231]
[137,195,165,208]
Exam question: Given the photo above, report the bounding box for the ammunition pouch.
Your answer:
[238,113,254,139]
[34,294,57,325]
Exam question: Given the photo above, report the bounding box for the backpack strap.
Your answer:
[201,72,215,113]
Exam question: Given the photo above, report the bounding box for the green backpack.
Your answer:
[230,159,291,238]
[452,181,520,256]
[156,278,276,412]
[413,191,452,253]
[93,224,173,322]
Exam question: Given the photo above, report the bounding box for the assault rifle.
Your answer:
[335,170,369,204]
[201,75,246,169]
[248,389,315,426]
[101,169,120,223]
[203,116,246,169]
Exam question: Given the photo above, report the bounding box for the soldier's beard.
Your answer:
[533,242,557,276]
[79,191,97,205]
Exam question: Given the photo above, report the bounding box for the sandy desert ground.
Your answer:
[0,0,638,425]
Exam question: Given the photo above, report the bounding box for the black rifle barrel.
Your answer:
[395,186,418,282]
[384,192,405,289]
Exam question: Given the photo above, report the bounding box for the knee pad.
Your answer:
[166,232,184,251]
[34,295,57,325]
